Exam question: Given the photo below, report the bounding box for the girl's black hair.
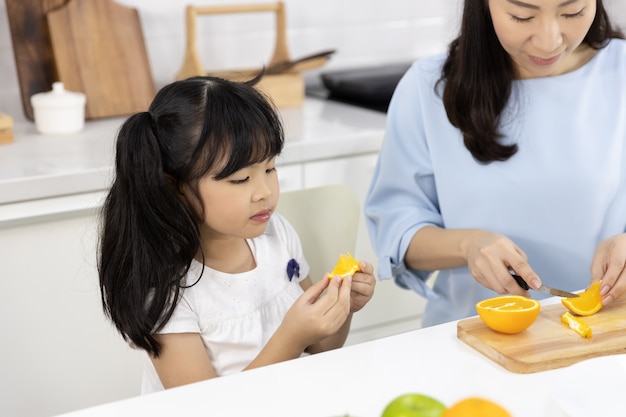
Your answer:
[98,76,284,357]
[437,0,624,163]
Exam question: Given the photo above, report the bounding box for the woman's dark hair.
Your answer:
[98,76,284,356]
[438,0,624,163]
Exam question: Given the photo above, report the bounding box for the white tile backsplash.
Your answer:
[2,0,625,121]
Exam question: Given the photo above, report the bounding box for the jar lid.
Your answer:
[30,82,86,108]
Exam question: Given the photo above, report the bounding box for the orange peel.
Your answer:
[328,253,360,279]
[476,295,540,334]
[561,311,592,338]
[442,397,512,417]
[561,281,603,316]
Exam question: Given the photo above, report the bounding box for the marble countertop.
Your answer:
[0,98,387,206]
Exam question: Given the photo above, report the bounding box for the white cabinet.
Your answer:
[0,209,143,417]
[302,154,426,345]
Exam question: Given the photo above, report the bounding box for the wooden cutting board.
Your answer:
[458,296,626,374]
[46,0,155,119]
[5,0,70,120]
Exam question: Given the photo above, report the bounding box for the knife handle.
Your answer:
[511,274,530,290]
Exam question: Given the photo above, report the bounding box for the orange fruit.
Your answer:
[442,397,511,417]
[328,253,360,279]
[561,281,603,316]
[561,311,592,338]
[476,295,540,334]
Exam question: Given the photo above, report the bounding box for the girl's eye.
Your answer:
[266,167,277,174]
[230,177,249,185]
[510,15,533,23]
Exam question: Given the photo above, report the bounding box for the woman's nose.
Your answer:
[532,18,563,53]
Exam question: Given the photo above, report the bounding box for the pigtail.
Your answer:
[98,112,199,357]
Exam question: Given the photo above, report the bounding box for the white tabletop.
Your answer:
[53,304,626,417]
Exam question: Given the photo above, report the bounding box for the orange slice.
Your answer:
[561,311,592,338]
[442,397,511,417]
[328,253,360,279]
[561,281,603,316]
[475,295,540,334]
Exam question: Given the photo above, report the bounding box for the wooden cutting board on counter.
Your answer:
[5,0,70,120]
[458,296,626,374]
[46,0,155,119]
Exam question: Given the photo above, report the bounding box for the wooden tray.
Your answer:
[458,296,626,374]
[46,0,155,119]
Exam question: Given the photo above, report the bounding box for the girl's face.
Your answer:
[488,0,597,79]
[190,157,280,241]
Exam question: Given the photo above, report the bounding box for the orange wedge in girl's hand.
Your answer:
[562,281,603,316]
[328,253,360,279]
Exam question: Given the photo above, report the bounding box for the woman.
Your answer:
[365,0,626,326]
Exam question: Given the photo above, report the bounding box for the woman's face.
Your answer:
[488,0,597,79]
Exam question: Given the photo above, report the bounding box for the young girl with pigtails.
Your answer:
[98,76,376,392]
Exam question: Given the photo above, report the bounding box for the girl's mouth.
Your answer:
[251,210,271,223]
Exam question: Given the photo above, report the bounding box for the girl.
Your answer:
[98,76,376,392]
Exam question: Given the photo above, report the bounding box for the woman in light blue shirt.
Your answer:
[365,0,626,326]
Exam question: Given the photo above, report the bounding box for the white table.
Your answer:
[54,303,625,417]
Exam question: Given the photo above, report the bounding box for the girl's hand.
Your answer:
[590,233,626,306]
[349,260,376,312]
[463,229,541,295]
[281,275,352,350]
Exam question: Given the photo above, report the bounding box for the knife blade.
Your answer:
[511,273,579,298]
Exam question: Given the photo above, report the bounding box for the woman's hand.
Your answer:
[590,233,626,306]
[349,260,376,312]
[463,229,541,295]
[280,275,352,350]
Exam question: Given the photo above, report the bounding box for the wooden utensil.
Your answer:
[5,0,70,121]
[457,296,626,374]
[46,0,156,119]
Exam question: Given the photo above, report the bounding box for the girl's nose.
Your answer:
[532,18,563,53]
[253,177,273,201]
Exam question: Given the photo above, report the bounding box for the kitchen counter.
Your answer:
[54,296,623,417]
[0,98,387,225]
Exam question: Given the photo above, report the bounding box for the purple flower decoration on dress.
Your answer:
[287,258,300,281]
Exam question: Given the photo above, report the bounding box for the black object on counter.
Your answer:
[307,62,412,113]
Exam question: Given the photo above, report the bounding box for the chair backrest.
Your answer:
[276,185,360,282]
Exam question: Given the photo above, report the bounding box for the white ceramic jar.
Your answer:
[30,82,86,134]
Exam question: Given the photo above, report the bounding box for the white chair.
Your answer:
[276,184,361,282]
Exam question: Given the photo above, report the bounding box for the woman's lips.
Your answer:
[251,210,271,223]
[529,54,561,66]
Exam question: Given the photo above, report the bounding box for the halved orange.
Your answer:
[561,312,592,338]
[442,397,511,417]
[328,252,360,279]
[561,281,603,316]
[476,295,540,334]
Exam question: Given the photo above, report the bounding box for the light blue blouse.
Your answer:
[365,39,626,326]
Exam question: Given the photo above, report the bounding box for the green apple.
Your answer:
[381,393,447,417]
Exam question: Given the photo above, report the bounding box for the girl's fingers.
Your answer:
[302,274,331,302]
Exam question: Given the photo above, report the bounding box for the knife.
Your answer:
[511,273,579,298]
